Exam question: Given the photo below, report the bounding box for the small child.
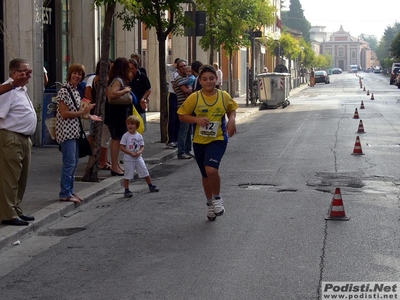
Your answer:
[119,115,159,197]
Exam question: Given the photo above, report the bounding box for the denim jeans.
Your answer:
[177,121,192,156]
[166,93,179,144]
[59,139,79,199]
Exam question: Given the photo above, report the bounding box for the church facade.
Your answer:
[320,26,373,71]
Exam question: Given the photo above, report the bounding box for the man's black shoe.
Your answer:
[19,215,35,221]
[2,218,29,226]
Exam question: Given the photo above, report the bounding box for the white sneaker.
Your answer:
[212,197,224,216]
[167,142,177,148]
[207,201,216,221]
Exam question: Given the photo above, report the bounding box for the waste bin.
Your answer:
[328,69,332,75]
[257,72,290,109]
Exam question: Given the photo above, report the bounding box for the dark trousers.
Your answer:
[166,92,179,144]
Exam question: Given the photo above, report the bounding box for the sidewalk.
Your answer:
[0,95,269,250]
[0,84,310,249]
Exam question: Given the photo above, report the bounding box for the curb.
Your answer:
[0,148,177,251]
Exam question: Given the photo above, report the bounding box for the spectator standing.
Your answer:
[165,58,180,148]
[0,58,36,226]
[56,63,102,204]
[191,60,203,92]
[84,60,113,170]
[174,59,193,159]
[130,53,147,75]
[177,64,238,221]
[0,70,29,95]
[105,57,133,176]
[119,115,159,198]
[213,62,223,89]
[128,59,151,131]
[310,68,315,87]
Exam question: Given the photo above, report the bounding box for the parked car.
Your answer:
[314,70,330,84]
[332,68,342,74]
[373,67,382,73]
[390,67,400,85]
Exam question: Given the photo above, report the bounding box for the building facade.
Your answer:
[0,0,281,145]
[320,26,372,71]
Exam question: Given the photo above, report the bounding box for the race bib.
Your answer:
[199,121,220,138]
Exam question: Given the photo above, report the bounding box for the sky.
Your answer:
[283,0,399,40]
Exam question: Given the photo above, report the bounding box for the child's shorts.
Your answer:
[123,157,149,180]
[193,140,227,178]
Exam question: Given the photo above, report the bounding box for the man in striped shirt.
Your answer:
[173,59,193,159]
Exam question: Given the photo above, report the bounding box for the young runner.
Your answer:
[177,65,238,221]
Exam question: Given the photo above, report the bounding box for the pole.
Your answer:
[246,47,249,107]
[185,0,197,63]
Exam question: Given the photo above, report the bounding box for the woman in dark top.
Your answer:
[105,57,132,176]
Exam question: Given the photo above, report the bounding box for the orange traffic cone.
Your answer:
[367,90,370,96]
[363,86,366,91]
[370,93,374,100]
[356,120,365,133]
[351,136,364,155]
[353,108,359,119]
[360,101,365,109]
[325,188,350,221]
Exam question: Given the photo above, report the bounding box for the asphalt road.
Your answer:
[1,72,400,300]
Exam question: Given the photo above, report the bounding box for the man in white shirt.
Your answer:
[166,58,181,148]
[0,58,37,226]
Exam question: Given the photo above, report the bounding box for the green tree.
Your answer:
[376,22,400,65]
[197,0,275,73]
[210,0,258,95]
[117,0,192,143]
[314,54,332,70]
[281,0,310,42]
[83,0,118,182]
[360,34,378,52]
[299,38,315,68]
[390,32,400,60]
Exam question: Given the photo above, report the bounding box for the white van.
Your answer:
[349,65,358,73]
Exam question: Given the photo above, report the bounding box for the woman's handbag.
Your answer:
[66,87,93,158]
[108,92,132,105]
[107,78,133,105]
[78,130,92,158]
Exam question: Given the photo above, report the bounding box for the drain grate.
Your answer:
[277,189,297,193]
[38,227,86,237]
[238,183,275,189]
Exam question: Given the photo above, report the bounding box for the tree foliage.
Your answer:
[116,0,191,143]
[281,0,310,42]
[390,31,400,61]
[376,22,400,67]
[199,0,275,95]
